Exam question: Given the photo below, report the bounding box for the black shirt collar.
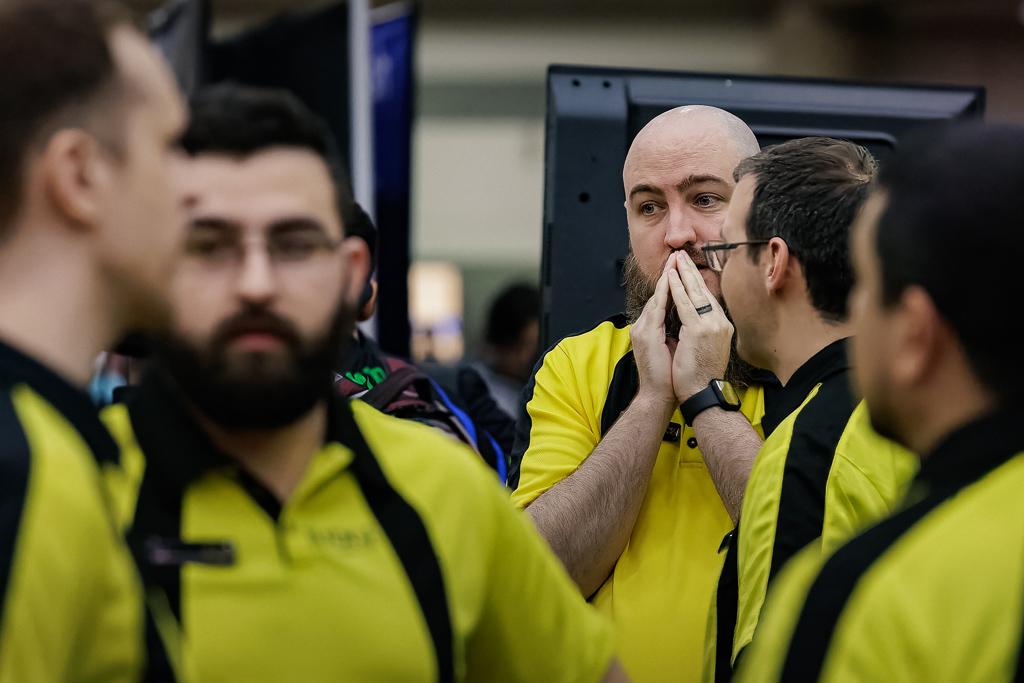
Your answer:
[761,338,850,438]
[915,409,1024,491]
[0,337,119,464]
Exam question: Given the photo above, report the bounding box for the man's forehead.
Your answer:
[623,125,744,191]
[723,175,756,238]
[111,27,188,126]
[180,150,340,226]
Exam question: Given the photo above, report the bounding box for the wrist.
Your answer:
[675,381,711,404]
[633,389,677,419]
[680,379,742,426]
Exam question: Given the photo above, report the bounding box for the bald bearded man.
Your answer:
[509,107,769,682]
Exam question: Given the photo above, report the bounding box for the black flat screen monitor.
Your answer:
[541,65,985,349]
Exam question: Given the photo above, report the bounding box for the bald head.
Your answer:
[623,106,759,293]
[624,106,758,190]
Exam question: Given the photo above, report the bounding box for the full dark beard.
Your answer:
[622,249,760,389]
[154,302,358,430]
[624,250,681,338]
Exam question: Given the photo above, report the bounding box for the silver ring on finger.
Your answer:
[695,304,713,315]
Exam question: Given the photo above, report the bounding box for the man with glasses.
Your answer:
[671,137,916,682]
[100,83,628,682]
[510,105,771,682]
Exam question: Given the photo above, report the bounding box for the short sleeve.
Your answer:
[510,345,601,509]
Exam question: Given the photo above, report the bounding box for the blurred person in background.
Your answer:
[102,83,630,683]
[473,282,541,420]
[336,203,513,476]
[0,0,186,679]
[736,123,1024,683]
[693,137,916,682]
[510,105,770,682]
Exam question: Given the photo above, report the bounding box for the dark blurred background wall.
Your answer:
[128,0,1024,361]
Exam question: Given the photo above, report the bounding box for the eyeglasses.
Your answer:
[185,221,342,268]
[701,240,771,273]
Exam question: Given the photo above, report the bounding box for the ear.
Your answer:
[763,237,795,295]
[339,236,371,305]
[888,286,943,386]
[357,281,378,322]
[41,128,111,230]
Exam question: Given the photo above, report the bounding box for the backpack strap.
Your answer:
[335,399,455,683]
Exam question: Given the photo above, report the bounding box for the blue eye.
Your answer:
[695,195,720,208]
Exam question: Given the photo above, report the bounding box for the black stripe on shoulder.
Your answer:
[779,489,947,680]
[714,530,740,683]
[509,314,632,490]
[0,393,31,623]
[507,362,538,491]
[600,351,638,437]
[769,372,856,581]
[339,400,454,683]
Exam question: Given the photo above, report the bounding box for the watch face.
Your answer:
[715,380,741,407]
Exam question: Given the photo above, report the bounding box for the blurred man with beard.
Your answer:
[510,106,770,682]
[101,84,629,683]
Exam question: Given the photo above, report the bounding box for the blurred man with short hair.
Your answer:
[0,0,187,679]
[736,123,1024,683]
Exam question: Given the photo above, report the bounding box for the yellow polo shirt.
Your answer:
[735,409,1024,683]
[510,315,767,682]
[702,340,917,682]
[102,373,614,682]
[0,339,149,682]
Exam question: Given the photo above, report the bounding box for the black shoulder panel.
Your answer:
[0,393,31,624]
[338,400,454,683]
[600,351,638,437]
[769,372,855,581]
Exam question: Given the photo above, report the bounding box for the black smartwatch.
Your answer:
[680,379,741,426]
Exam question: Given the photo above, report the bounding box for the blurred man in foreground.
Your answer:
[688,138,915,682]
[102,84,629,682]
[0,1,186,680]
[736,123,1024,682]
[511,105,768,682]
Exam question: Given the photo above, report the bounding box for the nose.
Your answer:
[663,204,699,251]
[235,243,278,306]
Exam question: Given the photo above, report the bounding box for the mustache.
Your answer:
[677,245,709,269]
[210,305,303,351]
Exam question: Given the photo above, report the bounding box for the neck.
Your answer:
[197,401,328,502]
[0,224,113,387]
[769,305,853,386]
[902,379,999,457]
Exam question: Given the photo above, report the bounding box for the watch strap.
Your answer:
[680,380,741,426]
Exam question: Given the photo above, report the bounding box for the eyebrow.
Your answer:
[190,217,241,233]
[189,217,331,235]
[628,184,662,201]
[266,218,331,235]
[628,174,730,202]
[677,174,729,193]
